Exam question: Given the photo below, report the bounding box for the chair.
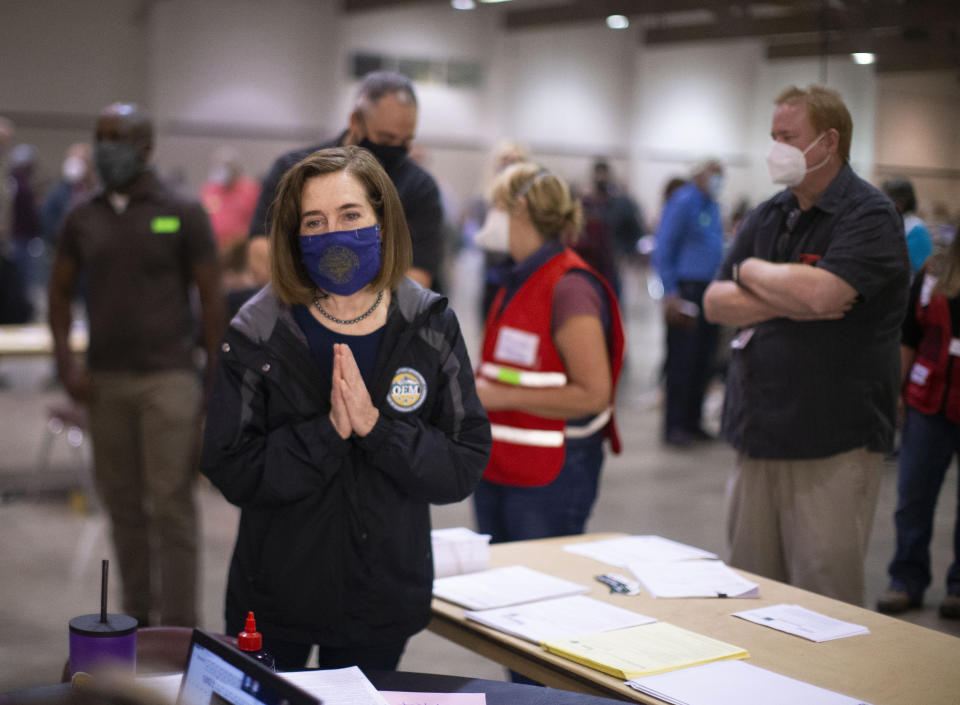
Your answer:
[37,402,98,511]
[62,626,238,681]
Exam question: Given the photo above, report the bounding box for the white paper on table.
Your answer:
[732,604,870,642]
[380,692,486,705]
[431,527,491,578]
[628,560,759,598]
[138,673,183,703]
[282,666,389,705]
[432,565,589,610]
[563,535,717,568]
[627,660,873,705]
[465,594,656,643]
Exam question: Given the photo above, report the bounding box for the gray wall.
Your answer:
[2,0,958,227]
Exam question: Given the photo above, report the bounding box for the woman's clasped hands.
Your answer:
[329,343,379,439]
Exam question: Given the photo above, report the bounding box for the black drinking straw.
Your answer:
[100,559,108,623]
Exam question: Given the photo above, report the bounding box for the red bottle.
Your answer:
[237,611,276,671]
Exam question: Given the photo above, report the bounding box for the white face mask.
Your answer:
[474,208,510,252]
[765,132,830,186]
[707,173,724,200]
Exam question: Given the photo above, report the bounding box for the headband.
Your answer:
[515,168,551,200]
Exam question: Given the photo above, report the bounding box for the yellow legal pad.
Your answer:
[541,621,749,680]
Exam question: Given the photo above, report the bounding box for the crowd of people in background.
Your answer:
[1,72,960,665]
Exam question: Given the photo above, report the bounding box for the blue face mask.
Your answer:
[299,224,382,296]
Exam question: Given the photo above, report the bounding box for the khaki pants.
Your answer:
[726,446,882,605]
[88,369,201,626]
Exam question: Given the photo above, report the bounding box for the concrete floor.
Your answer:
[1,255,958,692]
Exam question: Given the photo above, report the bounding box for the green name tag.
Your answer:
[496,368,522,385]
[151,216,181,234]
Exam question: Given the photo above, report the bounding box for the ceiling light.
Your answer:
[451,0,475,8]
[606,14,629,30]
[479,0,514,4]
[851,52,875,65]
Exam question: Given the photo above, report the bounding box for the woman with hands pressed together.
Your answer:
[472,162,625,544]
[201,146,491,671]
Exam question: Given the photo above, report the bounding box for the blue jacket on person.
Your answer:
[654,182,725,295]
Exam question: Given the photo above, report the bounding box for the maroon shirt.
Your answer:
[57,171,217,372]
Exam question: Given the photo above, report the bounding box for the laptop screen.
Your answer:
[177,629,321,705]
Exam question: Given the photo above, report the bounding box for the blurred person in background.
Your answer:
[248,71,443,291]
[473,162,624,545]
[0,117,13,251]
[575,158,645,301]
[201,146,260,254]
[877,231,960,619]
[9,143,43,293]
[653,159,725,447]
[48,102,224,628]
[882,177,933,274]
[472,140,530,317]
[201,146,489,671]
[42,142,97,248]
[0,116,33,326]
[929,202,957,254]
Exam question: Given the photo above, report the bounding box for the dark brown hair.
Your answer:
[269,146,412,304]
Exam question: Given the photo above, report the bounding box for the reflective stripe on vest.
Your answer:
[565,407,612,439]
[479,362,567,388]
[489,423,565,447]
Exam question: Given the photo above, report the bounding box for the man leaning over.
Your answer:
[703,85,909,605]
[247,71,443,290]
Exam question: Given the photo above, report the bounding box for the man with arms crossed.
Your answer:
[704,85,909,605]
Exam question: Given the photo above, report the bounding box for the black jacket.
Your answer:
[201,279,491,646]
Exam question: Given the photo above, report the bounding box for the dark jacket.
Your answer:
[718,163,909,459]
[201,279,491,646]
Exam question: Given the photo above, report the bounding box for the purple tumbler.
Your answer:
[68,559,138,676]
[68,613,138,675]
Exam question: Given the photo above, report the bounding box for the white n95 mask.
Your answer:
[765,133,829,186]
[474,208,510,252]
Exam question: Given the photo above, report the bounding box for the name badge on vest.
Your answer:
[493,326,539,367]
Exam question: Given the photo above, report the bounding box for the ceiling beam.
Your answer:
[766,32,959,72]
[342,0,448,13]
[502,0,762,31]
[644,2,959,45]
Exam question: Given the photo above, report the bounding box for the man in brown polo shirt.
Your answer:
[48,103,224,627]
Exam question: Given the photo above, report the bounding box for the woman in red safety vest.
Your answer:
[877,232,960,620]
[472,162,625,544]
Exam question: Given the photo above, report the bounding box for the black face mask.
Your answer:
[357,137,408,173]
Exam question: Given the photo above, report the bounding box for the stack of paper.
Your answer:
[732,604,870,642]
[432,565,589,610]
[431,527,491,578]
[283,667,389,705]
[541,621,748,679]
[627,660,873,705]
[628,560,759,598]
[465,594,655,643]
[564,535,718,568]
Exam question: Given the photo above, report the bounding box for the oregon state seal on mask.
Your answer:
[387,367,427,412]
